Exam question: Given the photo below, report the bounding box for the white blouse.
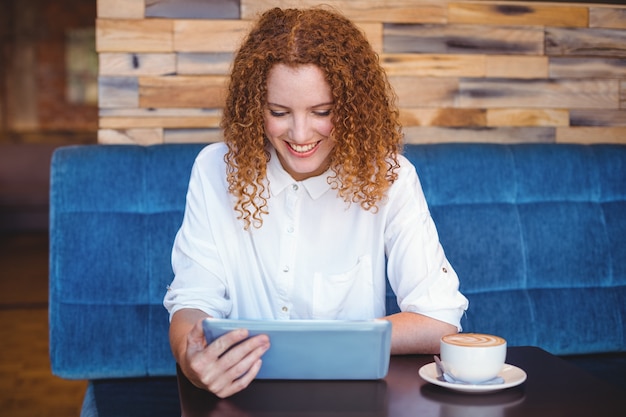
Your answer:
[164,142,468,328]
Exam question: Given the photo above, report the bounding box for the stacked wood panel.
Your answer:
[97,0,626,144]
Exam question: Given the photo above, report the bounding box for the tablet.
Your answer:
[202,318,392,380]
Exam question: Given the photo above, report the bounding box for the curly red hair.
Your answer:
[221,7,402,229]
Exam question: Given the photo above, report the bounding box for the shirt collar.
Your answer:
[266,147,332,200]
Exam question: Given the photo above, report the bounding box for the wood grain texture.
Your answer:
[384,23,544,55]
[382,54,485,77]
[546,28,626,58]
[145,0,239,19]
[139,75,228,108]
[94,0,626,145]
[177,53,233,75]
[356,23,383,54]
[98,128,164,145]
[487,108,569,127]
[448,2,588,27]
[240,0,448,23]
[400,107,486,127]
[100,115,221,129]
[96,18,173,52]
[99,53,177,76]
[549,57,626,78]
[390,76,458,107]
[402,126,555,144]
[589,7,626,29]
[570,109,626,126]
[556,126,626,144]
[485,55,548,78]
[458,78,619,109]
[164,128,223,143]
[98,76,139,108]
[97,0,144,19]
[99,107,222,118]
[173,20,251,52]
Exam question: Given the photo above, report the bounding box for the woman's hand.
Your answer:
[170,309,270,398]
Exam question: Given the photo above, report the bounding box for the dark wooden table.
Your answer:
[177,346,626,417]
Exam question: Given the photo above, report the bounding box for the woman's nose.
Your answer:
[289,114,311,143]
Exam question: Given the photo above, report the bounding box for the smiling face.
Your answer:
[264,64,335,181]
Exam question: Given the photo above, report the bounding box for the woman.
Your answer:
[164,7,468,398]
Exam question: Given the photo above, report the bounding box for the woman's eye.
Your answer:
[268,109,331,117]
[269,110,287,117]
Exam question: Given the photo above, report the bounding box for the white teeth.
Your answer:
[288,142,317,153]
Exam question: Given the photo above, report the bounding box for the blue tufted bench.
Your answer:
[49,143,626,415]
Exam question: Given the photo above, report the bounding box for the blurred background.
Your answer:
[1,1,96,416]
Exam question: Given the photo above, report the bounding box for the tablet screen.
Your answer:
[202,318,392,380]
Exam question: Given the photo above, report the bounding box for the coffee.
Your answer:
[440,333,507,383]
[441,333,505,347]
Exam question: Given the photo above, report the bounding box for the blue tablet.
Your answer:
[202,318,392,380]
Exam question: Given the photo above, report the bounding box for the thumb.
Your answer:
[186,317,209,353]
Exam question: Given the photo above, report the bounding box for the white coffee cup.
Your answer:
[440,333,507,384]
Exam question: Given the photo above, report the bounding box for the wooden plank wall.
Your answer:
[96,0,626,145]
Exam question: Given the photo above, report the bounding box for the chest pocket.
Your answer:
[312,255,375,320]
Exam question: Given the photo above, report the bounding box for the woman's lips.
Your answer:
[286,140,320,156]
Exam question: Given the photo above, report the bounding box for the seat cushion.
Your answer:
[80,377,180,417]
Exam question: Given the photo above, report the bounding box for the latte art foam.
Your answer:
[442,333,505,347]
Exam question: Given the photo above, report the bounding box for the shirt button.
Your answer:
[442,267,448,273]
[292,184,299,191]
[287,226,294,233]
[283,265,290,272]
[282,306,288,312]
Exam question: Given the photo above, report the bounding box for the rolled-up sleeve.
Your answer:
[384,158,469,330]
[164,150,233,320]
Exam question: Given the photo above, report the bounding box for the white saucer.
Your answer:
[418,362,527,394]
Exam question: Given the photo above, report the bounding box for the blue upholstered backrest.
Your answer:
[404,144,626,355]
[49,143,626,380]
[49,144,205,379]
